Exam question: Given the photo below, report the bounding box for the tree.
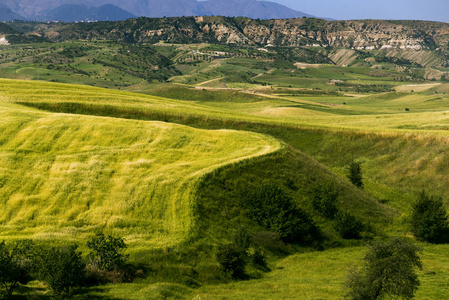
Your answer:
[245,184,321,244]
[232,227,251,251]
[0,240,36,299]
[411,190,449,243]
[347,161,363,188]
[346,238,422,300]
[333,211,364,239]
[87,233,128,271]
[39,244,85,298]
[216,244,247,279]
[310,182,339,219]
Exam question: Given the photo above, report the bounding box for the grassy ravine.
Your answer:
[3,78,449,298]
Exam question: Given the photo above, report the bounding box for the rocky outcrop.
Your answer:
[8,16,449,54]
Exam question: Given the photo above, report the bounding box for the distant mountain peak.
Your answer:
[199,0,314,19]
[41,3,137,22]
[0,3,25,21]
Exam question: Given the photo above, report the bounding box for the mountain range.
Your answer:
[0,0,315,21]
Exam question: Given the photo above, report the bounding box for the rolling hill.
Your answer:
[0,79,281,249]
[1,15,449,298]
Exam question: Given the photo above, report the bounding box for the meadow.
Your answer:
[1,36,449,298]
[0,91,281,249]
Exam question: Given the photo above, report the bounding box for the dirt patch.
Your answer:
[294,62,322,69]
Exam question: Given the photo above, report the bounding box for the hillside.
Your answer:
[6,17,446,70]
[0,79,281,249]
[34,17,448,50]
[2,17,449,298]
[3,78,449,298]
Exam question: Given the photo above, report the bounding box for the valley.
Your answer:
[0,16,449,299]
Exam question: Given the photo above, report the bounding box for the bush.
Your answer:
[250,246,267,269]
[411,191,449,243]
[334,211,364,239]
[244,184,321,244]
[0,240,37,299]
[39,244,85,298]
[310,183,339,219]
[347,161,363,188]
[233,227,251,251]
[346,238,422,300]
[216,244,247,279]
[87,233,128,271]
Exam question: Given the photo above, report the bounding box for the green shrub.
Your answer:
[334,211,364,239]
[245,184,321,244]
[216,244,247,279]
[87,233,128,271]
[346,238,422,300]
[411,191,449,243]
[347,161,363,188]
[250,246,267,269]
[310,182,339,219]
[39,244,85,298]
[0,240,37,299]
[233,227,251,251]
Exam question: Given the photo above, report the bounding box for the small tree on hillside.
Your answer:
[87,233,128,271]
[334,211,364,240]
[346,238,422,300]
[245,184,321,244]
[39,244,85,298]
[0,240,36,299]
[347,161,363,188]
[310,182,339,219]
[411,190,449,243]
[217,244,248,279]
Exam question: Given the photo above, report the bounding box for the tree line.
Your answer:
[0,233,129,299]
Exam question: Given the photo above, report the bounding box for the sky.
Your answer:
[269,0,449,22]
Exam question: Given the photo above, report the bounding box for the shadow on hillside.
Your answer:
[13,285,117,299]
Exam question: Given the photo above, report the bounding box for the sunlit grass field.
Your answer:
[3,79,449,134]
[0,96,281,250]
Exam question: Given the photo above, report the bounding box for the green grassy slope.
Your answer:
[4,77,449,298]
[194,148,392,246]
[0,97,281,249]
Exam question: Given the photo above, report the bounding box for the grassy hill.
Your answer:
[0,83,281,252]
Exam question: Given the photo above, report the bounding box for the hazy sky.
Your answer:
[269,0,449,22]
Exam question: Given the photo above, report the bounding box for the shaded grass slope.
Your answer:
[194,147,393,247]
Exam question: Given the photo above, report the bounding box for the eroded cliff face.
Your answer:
[192,17,449,51]
[40,16,448,52]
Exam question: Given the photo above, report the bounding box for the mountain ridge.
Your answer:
[41,17,449,52]
[41,4,137,22]
[0,0,315,21]
[3,16,446,69]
